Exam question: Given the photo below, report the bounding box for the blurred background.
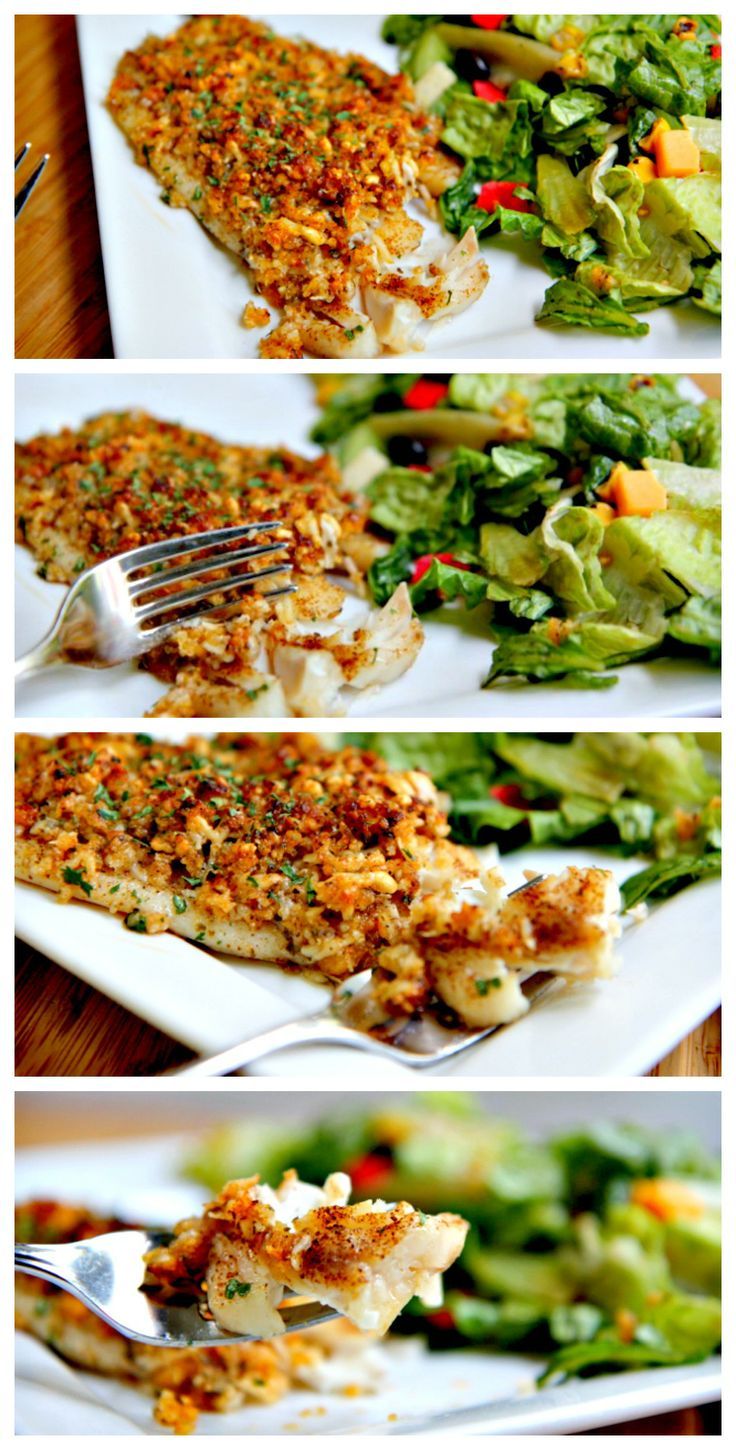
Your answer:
[15,1087,721,1148]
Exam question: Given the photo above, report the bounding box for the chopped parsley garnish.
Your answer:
[475,977,503,996]
[224,1278,252,1300]
[62,866,93,897]
[172,895,187,915]
[281,863,303,884]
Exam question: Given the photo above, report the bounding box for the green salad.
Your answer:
[313,371,721,690]
[345,731,721,908]
[383,14,721,333]
[185,1096,722,1385]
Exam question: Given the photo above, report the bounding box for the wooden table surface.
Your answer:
[15,14,112,359]
[15,938,721,1078]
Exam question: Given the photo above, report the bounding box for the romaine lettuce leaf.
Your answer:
[540,91,609,157]
[667,597,721,659]
[540,507,615,612]
[581,219,694,303]
[485,620,660,685]
[442,94,535,176]
[536,154,594,236]
[605,512,721,600]
[620,853,722,910]
[683,114,721,172]
[691,260,721,315]
[644,458,720,512]
[480,522,547,588]
[448,374,511,412]
[410,558,489,613]
[645,175,721,254]
[366,466,452,533]
[585,150,649,259]
[536,279,649,335]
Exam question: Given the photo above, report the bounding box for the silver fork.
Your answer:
[15,523,294,679]
[15,1229,338,1347]
[171,876,557,1077]
[15,142,50,219]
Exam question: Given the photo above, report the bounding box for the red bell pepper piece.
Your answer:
[404,379,449,411]
[711,43,722,58]
[411,552,472,586]
[345,1153,393,1192]
[477,180,534,214]
[408,464,433,474]
[471,16,508,29]
[472,79,508,102]
[491,783,529,809]
[427,1309,455,1330]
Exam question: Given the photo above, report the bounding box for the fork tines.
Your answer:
[126,522,295,628]
[15,141,50,219]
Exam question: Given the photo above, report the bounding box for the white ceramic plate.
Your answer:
[14,373,721,720]
[75,13,719,360]
[14,717,722,1077]
[15,1120,721,1435]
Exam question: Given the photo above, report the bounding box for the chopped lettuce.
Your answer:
[346,730,721,863]
[536,280,649,335]
[442,93,536,181]
[315,372,721,690]
[485,619,660,686]
[692,259,721,316]
[366,465,453,534]
[620,853,722,911]
[383,14,720,335]
[410,558,489,613]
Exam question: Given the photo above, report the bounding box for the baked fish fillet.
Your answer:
[146,1170,469,1339]
[15,410,421,716]
[15,733,620,1025]
[16,1200,383,1436]
[107,15,488,357]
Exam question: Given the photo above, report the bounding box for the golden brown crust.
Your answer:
[15,409,363,586]
[14,732,469,976]
[106,15,447,356]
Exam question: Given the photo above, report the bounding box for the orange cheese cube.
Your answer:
[597,461,626,502]
[591,501,616,525]
[653,128,700,178]
[631,1178,705,1223]
[628,156,657,184]
[609,468,668,517]
[640,117,670,153]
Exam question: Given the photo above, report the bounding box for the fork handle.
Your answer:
[168,1011,396,1078]
[15,633,61,680]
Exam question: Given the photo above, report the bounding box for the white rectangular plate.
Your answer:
[15,372,721,719]
[15,791,722,1079]
[75,13,720,360]
[15,1128,721,1435]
